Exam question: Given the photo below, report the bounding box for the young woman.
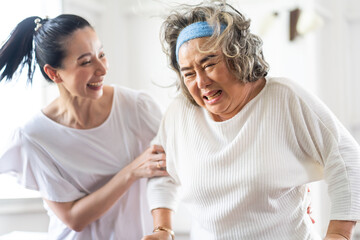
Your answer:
[0,14,167,239]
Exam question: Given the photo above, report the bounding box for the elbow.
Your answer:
[67,222,86,232]
[63,217,87,232]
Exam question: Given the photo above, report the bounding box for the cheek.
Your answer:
[184,81,199,97]
[75,70,90,79]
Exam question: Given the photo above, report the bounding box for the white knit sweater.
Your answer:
[147,77,360,240]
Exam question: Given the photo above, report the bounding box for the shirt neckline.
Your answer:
[203,77,269,124]
[39,85,116,132]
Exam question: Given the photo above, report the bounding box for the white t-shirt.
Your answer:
[0,85,162,240]
[148,77,360,240]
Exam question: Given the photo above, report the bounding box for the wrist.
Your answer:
[325,233,349,240]
[153,226,175,240]
[124,162,139,182]
[325,220,356,240]
[112,165,137,189]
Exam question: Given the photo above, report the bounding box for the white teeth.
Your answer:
[88,81,102,87]
[206,91,221,100]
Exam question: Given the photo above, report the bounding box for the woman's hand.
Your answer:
[129,144,169,180]
[141,231,172,240]
[307,187,315,224]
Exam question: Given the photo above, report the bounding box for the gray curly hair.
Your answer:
[160,1,269,105]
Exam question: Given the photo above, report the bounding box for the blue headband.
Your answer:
[175,21,227,63]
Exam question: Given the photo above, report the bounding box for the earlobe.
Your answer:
[43,64,62,83]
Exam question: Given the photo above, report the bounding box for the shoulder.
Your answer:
[163,94,196,118]
[19,112,49,138]
[111,85,162,126]
[111,84,158,106]
[158,94,201,133]
[0,118,43,161]
[263,77,325,111]
[265,77,316,101]
[266,77,342,132]
[266,77,303,94]
[111,84,141,102]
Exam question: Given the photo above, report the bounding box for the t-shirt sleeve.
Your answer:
[136,91,163,147]
[0,128,86,202]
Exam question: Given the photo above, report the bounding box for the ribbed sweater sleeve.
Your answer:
[286,80,360,220]
[147,102,181,211]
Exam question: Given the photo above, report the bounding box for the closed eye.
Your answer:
[183,72,196,79]
[81,60,91,66]
[204,59,221,69]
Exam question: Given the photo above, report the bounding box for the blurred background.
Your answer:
[0,0,359,239]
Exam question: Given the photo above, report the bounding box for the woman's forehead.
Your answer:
[178,38,222,63]
[63,28,101,56]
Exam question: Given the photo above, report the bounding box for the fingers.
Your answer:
[307,205,315,224]
[154,160,166,170]
[150,160,169,177]
[132,145,169,179]
[153,153,166,162]
[145,145,166,162]
[150,144,165,153]
[156,161,161,169]
[306,186,315,223]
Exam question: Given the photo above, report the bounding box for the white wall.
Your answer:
[0,198,48,235]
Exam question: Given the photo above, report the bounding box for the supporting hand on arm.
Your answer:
[44,145,168,232]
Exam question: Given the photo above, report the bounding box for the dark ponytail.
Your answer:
[0,14,91,84]
[0,16,38,83]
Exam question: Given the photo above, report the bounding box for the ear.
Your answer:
[43,64,62,83]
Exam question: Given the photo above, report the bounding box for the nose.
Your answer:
[196,71,211,89]
[95,58,108,76]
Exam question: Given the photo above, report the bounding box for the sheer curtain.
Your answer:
[0,0,61,199]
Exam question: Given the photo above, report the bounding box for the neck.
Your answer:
[43,85,113,129]
[213,78,266,122]
[57,97,94,128]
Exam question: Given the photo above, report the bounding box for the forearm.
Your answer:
[46,145,167,231]
[46,165,137,231]
[325,220,356,240]
[147,208,174,240]
[152,208,173,229]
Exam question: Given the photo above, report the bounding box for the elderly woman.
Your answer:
[143,1,360,240]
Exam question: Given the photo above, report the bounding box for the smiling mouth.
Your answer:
[203,90,222,100]
[87,81,103,87]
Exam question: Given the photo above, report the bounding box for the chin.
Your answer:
[91,90,104,99]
